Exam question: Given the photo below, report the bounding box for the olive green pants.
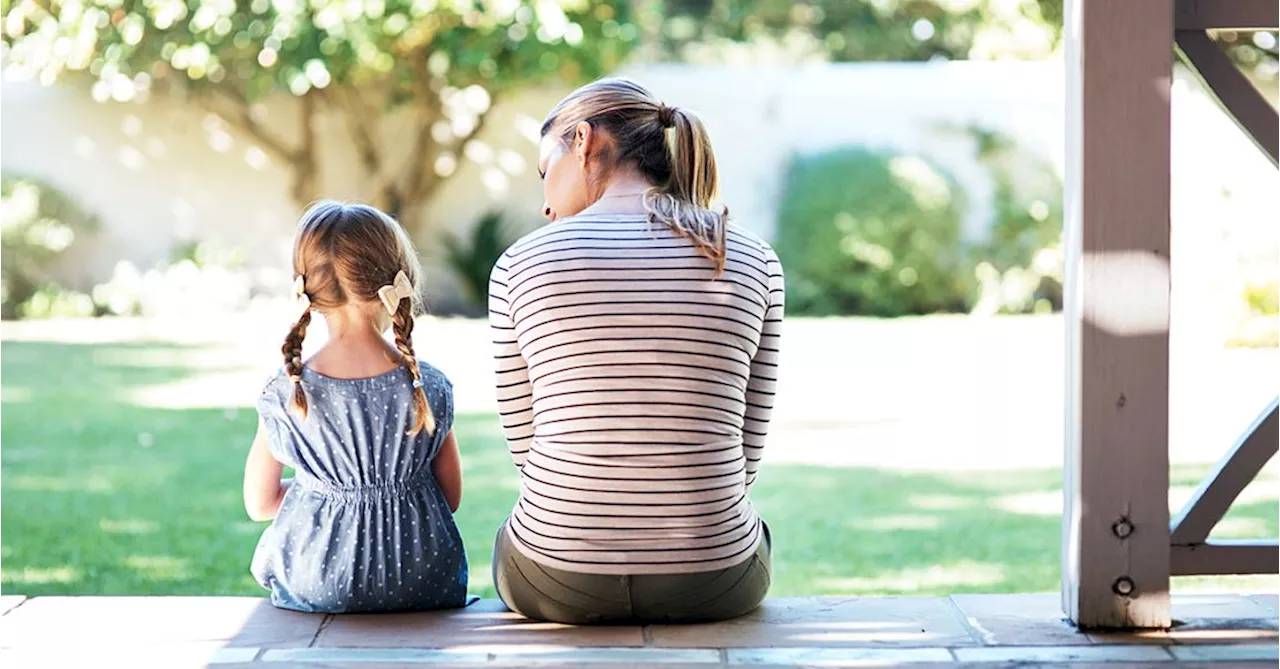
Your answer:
[492,521,771,624]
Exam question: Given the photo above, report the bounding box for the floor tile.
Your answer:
[1172,594,1273,620]
[316,599,645,648]
[1170,643,1280,662]
[728,646,954,665]
[0,597,323,648]
[2,642,257,669]
[949,594,1090,646]
[953,644,1172,663]
[265,646,720,664]
[1248,594,1278,613]
[1086,593,1279,646]
[0,597,26,616]
[647,597,976,648]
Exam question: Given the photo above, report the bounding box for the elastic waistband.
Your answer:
[295,470,430,501]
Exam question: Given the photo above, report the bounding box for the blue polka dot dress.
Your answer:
[250,362,468,613]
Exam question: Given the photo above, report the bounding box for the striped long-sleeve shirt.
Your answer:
[489,213,784,575]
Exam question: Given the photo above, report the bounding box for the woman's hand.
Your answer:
[243,417,290,521]
[433,430,464,513]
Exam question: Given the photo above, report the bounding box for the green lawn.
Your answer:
[2,339,1275,598]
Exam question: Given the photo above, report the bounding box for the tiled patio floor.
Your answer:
[0,593,1275,668]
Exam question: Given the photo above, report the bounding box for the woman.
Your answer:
[487,78,784,624]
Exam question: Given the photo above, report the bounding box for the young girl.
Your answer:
[243,201,467,613]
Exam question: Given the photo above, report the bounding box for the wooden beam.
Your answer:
[1175,0,1278,30]
[1063,0,1174,630]
[1172,540,1280,576]
[1176,30,1280,166]
[1172,398,1279,544]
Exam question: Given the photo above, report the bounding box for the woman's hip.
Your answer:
[491,519,771,624]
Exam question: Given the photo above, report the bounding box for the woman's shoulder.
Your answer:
[726,223,780,263]
[501,215,650,261]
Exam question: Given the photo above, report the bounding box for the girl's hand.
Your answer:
[433,430,463,513]
[243,417,290,521]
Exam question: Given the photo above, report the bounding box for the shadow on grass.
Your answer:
[3,341,1276,599]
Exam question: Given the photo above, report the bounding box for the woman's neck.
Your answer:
[577,171,654,216]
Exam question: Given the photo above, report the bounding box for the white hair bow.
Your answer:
[378,271,415,315]
[293,276,311,314]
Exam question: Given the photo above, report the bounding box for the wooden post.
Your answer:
[1062,0,1174,629]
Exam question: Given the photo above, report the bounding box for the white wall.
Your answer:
[3,62,1275,330]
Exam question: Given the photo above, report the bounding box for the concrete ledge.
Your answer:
[0,594,1275,668]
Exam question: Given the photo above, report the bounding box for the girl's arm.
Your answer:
[243,417,291,521]
[433,430,463,512]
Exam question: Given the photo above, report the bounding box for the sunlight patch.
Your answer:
[990,491,1061,516]
[814,561,1005,594]
[126,555,189,581]
[128,370,261,409]
[850,514,942,531]
[2,386,31,402]
[3,565,81,585]
[99,519,158,535]
[1170,479,1279,512]
[8,474,113,492]
[1210,517,1274,539]
[907,494,974,511]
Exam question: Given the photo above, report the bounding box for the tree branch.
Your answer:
[203,84,297,165]
[334,86,383,179]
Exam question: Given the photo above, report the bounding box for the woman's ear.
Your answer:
[575,122,593,168]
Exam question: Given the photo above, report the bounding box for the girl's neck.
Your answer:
[308,307,402,380]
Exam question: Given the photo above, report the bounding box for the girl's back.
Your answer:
[243,201,467,614]
[251,362,467,612]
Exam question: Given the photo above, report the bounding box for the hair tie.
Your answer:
[657,104,677,129]
[377,270,415,315]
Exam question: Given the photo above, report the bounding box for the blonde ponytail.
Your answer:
[543,78,730,273]
[645,106,728,273]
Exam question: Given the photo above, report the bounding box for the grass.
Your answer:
[2,339,1276,598]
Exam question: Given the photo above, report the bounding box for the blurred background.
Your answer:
[1,0,1276,599]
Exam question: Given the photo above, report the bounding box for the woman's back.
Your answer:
[490,214,783,574]
[251,362,467,612]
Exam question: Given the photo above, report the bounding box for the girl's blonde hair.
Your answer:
[284,201,435,435]
[542,77,728,273]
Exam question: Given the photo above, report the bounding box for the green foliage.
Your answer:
[2,1,638,228]
[774,149,973,317]
[775,136,1063,318]
[2,0,635,104]
[1245,279,1279,316]
[1,175,99,320]
[968,127,1063,315]
[443,210,515,311]
[662,0,1063,62]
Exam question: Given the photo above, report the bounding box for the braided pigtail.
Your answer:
[282,309,311,417]
[392,299,435,436]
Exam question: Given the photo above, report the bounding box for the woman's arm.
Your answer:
[490,257,535,468]
[433,430,464,512]
[243,417,290,521]
[743,249,785,489]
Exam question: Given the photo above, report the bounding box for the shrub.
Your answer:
[968,129,1064,315]
[774,136,1064,318]
[443,210,515,312]
[1,175,99,319]
[774,149,973,317]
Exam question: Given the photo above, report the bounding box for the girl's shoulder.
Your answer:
[414,360,453,393]
[259,367,290,399]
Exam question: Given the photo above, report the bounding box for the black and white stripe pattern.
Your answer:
[489,214,784,574]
